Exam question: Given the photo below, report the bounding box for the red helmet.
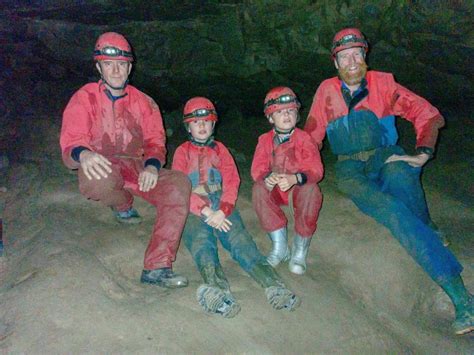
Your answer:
[331,28,368,58]
[263,86,300,116]
[94,32,133,62]
[183,97,218,123]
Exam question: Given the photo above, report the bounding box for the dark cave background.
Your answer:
[0,0,472,200]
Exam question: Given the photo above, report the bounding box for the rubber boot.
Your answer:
[199,264,231,291]
[440,276,473,335]
[289,235,311,275]
[197,264,240,318]
[267,227,290,267]
[248,262,300,311]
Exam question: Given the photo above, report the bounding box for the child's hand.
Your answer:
[264,173,280,191]
[205,210,233,232]
[201,206,213,218]
[276,174,297,192]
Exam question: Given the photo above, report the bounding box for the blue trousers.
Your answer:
[183,209,266,274]
[335,145,462,284]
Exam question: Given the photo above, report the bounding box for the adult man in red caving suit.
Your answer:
[60,32,191,288]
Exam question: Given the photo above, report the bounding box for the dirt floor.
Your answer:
[0,117,472,353]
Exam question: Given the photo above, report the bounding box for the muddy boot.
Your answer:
[140,267,188,288]
[112,207,142,224]
[289,235,311,275]
[199,264,231,291]
[248,262,300,311]
[267,227,290,267]
[196,285,241,318]
[440,276,473,335]
[197,264,241,318]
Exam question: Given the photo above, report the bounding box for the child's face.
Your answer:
[269,108,298,133]
[188,119,214,142]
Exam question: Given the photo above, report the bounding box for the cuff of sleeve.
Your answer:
[415,146,434,158]
[295,172,307,186]
[71,146,90,162]
[144,158,162,171]
[219,202,234,217]
[263,171,273,181]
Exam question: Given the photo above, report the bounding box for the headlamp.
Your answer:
[183,108,217,120]
[264,95,299,110]
[332,35,368,51]
[94,46,133,59]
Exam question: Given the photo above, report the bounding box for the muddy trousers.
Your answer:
[335,146,463,284]
[182,209,267,287]
[252,180,323,238]
[78,159,191,270]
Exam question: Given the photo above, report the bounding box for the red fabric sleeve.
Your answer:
[60,89,95,169]
[251,133,272,182]
[296,130,324,183]
[171,144,209,217]
[386,75,445,150]
[216,142,240,217]
[140,94,167,165]
[304,84,329,150]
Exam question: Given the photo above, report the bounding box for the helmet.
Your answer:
[331,28,368,58]
[94,32,133,62]
[183,97,218,123]
[263,86,300,116]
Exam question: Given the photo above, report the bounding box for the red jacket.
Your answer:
[251,128,323,184]
[60,81,166,169]
[305,71,444,153]
[172,140,240,217]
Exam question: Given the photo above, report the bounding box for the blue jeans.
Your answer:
[336,145,462,284]
[183,209,265,274]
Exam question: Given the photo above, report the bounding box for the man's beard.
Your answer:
[338,62,368,86]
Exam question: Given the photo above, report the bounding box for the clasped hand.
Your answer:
[264,173,297,192]
[201,207,233,232]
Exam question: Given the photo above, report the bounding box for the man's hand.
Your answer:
[138,165,159,192]
[203,209,233,232]
[276,174,298,192]
[385,153,430,168]
[264,173,281,191]
[79,150,112,180]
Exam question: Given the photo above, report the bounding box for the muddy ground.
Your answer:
[0,116,472,353]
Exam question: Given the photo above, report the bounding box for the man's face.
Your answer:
[334,47,367,86]
[269,108,298,133]
[188,119,214,142]
[96,60,132,91]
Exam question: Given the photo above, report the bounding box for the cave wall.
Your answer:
[0,0,473,154]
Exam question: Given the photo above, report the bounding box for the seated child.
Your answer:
[172,97,300,318]
[251,87,323,275]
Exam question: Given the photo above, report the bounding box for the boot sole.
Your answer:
[141,278,188,289]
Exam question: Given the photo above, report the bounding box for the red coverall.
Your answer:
[251,128,323,237]
[171,140,240,217]
[60,81,191,270]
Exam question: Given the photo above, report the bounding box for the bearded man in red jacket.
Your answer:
[304,28,472,335]
[60,32,191,289]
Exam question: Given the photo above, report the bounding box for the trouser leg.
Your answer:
[336,160,462,284]
[380,160,431,225]
[183,213,230,290]
[252,180,287,233]
[137,169,191,270]
[216,209,266,273]
[78,164,133,211]
[292,182,323,237]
